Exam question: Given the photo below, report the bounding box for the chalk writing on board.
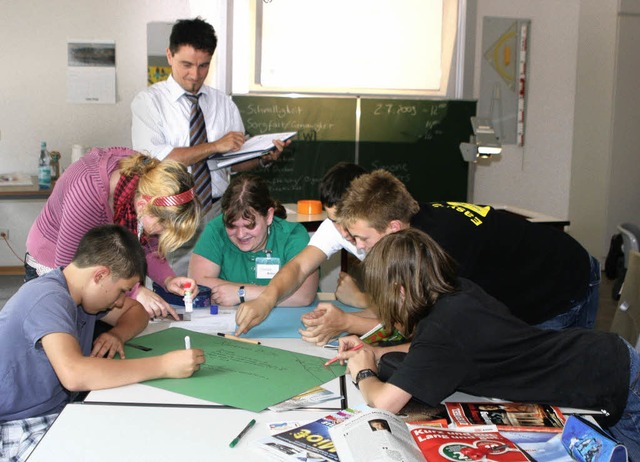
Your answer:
[370,161,411,184]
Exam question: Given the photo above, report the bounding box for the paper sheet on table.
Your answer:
[123,327,346,412]
[168,300,362,339]
[243,300,362,338]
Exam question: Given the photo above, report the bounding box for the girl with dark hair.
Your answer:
[190,174,318,306]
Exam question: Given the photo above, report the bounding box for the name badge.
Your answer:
[256,256,281,279]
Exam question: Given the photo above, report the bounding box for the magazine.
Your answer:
[328,408,531,462]
[269,386,340,412]
[255,408,360,461]
[446,402,566,432]
[359,323,406,346]
[324,323,406,350]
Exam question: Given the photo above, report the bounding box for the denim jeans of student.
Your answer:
[606,339,640,461]
[534,256,601,330]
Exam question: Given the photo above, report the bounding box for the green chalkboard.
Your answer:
[232,95,475,203]
[233,95,357,203]
[359,98,475,202]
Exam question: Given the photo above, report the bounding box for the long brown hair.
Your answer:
[120,153,200,256]
[363,228,458,338]
[221,174,285,228]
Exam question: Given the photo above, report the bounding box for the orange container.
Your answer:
[297,200,322,215]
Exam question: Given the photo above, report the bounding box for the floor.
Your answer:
[0,272,620,331]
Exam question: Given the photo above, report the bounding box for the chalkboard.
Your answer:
[359,98,475,202]
[232,95,476,203]
[233,95,357,203]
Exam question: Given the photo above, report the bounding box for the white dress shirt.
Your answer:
[131,75,245,198]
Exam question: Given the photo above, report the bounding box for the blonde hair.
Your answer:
[363,228,457,339]
[336,170,419,231]
[120,153,200,256]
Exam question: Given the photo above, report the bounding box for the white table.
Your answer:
[29,319,365,461]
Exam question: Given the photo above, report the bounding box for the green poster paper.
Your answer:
[123,327,346,412]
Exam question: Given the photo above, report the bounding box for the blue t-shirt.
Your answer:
[193,215,309,285]
[0,269,97,422]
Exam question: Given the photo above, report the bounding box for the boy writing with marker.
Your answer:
[0,225,205,461]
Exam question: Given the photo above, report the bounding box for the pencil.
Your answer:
[217,332,261,345]
[324,343,364,366]
[229,418,256,448]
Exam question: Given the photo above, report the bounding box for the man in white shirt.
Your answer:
[236,163,379,344]
[131,17,287,274]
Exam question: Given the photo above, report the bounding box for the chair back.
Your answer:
[610,250,640,350]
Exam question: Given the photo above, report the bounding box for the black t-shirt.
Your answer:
[388,279,630,426]
[410,202,591,324]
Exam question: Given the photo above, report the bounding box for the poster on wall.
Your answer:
[66,40,116,104]
[477,17,530,146]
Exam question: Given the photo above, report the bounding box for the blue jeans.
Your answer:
[607,340,640,460]
[534,256,601,330]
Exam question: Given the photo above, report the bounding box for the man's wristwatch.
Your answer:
[353,369,378,389]
[238,286,246,304]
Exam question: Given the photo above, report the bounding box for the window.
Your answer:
[232,0,462,96]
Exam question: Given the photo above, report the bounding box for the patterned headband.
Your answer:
[143,188,195,207]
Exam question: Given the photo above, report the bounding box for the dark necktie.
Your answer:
[185,93,212,215]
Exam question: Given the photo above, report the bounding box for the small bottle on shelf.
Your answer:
[38,142,51,189]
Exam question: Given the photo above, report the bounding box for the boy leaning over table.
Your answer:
[0,225,204,461]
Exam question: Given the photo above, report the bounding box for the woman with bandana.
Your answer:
[25,146,200,319]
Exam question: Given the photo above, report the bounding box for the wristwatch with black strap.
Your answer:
[238,286,246,304]
[353,369,378,389]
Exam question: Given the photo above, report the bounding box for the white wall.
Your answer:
[0,0,195,266]
[569,0,618,260]
[471,0,580,220]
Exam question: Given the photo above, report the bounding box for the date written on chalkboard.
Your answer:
[372,102,447,117]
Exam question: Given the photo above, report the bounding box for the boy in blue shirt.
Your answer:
[0,225,204,461]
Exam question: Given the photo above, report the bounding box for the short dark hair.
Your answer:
[169,17,217,55]
[73,225,146,281]
[319,162,367,208]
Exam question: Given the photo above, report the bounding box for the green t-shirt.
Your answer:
[193,215,309,285]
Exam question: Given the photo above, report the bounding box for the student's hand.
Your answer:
[299,303,347,345]
[211,283,243,307]
[336,335,376,374]
[162,349,206,378]
[135,286,180,320]
[235,299,272,335]
[166,276,199,298]
[91,331,125,359]
[213,131,245,154]
[335,272,367,307]
[344,347,378,379]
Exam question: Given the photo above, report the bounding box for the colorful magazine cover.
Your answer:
[255,408,359,461]
[328,408,530,462]
[359,323,406,346]
[446,402,566,432]
[410,427,532,462]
